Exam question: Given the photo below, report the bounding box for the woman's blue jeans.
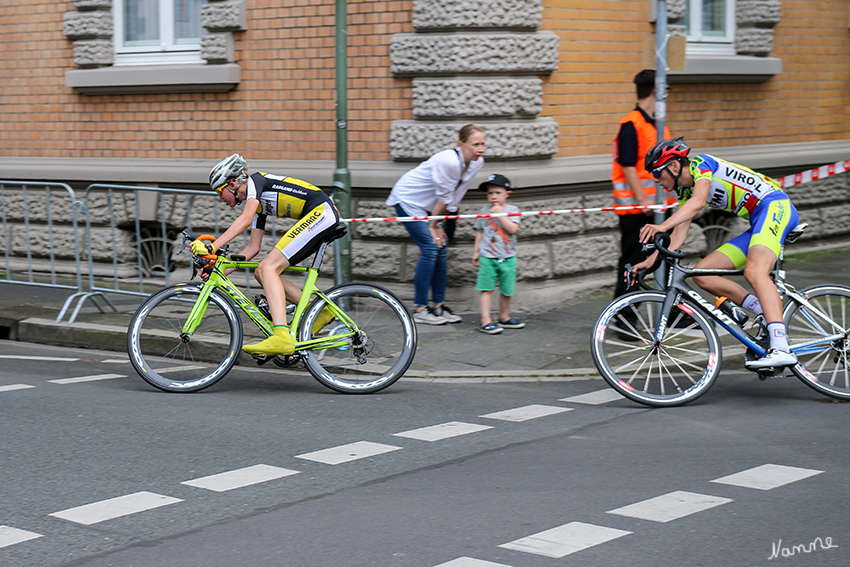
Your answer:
[395,204,447,307]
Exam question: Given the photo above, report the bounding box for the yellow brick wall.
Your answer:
[0,0,414,162]
[1,0,848,163]
[543,0,850,156]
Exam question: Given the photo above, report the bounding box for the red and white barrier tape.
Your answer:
[343,204,671,224]
[340,158,849,223]
[777,158,850,189]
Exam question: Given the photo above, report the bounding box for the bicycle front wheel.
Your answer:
[299,283,417,394]
[784,284,850,400]
[591,291,721,407]
[127,283,242,393]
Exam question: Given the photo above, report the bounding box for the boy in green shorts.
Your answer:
[472,174,525,334]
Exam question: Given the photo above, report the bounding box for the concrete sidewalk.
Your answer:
[2,245,849,379]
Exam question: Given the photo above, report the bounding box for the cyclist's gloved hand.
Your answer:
[191,239,216,256]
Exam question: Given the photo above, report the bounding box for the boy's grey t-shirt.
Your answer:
[474,204,521,259]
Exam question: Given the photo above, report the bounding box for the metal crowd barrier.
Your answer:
[0,181,87,322]
[61,184,285,323]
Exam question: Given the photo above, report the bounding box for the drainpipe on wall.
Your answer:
[654,0,669,288]
[332,0,352,285]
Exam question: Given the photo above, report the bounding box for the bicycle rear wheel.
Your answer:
[784,284,850,400]
[127,283,242,392]
[591,290,721,407]
[299,283,417,394]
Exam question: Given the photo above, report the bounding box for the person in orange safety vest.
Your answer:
[611,69,676,309]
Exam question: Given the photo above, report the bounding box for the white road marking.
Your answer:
[434,557,515,567]
[182,464,300,492]
[0,355,79,361]
[49,491,182,525]
[560,389,623,405]
[155,365,209,374]
[101,359,130,364]
[607,490,733,523]
[480,404,572,422]
[295,441,402,465]
[49,373,126,384]
[711,464,824,490]
[499,521,631,558]
[393,421,493,442]
[0,525,42,549]
[0,384,36,392]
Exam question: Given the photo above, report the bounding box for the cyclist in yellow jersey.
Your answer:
[631,138,800,369]
[191,154,340,356]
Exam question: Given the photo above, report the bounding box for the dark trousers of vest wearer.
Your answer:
[614,213,654,299]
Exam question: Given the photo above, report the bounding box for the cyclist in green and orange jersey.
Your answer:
[631,137,800,369]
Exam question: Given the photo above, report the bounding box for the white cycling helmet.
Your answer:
[209,154,247,193]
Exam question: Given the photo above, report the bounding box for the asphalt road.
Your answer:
[1,340,848,567]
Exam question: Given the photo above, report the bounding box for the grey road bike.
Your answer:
[591,225,850,406]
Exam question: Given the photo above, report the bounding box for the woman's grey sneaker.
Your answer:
[497,317,525,329]
[479,322,503,334]
[414,308,447,325]
[433,305,462,323]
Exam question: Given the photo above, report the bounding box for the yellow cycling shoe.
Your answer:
[242,326,295,356]
[311,306,336,334]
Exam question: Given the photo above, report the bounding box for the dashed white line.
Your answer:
[0,525,42,549]
[156,365,209,374]
[48,373,126,384]
[0,355,79,361]
[560,389,623,405]
[480,404,572,422]
[499,521,631,558]
[49,491,183,525]
[711,464,824,491]
[393,421,493,442]
[182,464,300,492]
[434,557,514,567]
[607,490,733,523]
[295,441,402,465]
[0,384,36,392]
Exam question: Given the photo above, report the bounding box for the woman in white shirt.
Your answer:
[386,124,486,325]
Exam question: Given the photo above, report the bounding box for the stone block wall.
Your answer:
[389,0,559,161]
[4,170,850,305]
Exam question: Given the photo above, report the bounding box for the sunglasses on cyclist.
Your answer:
[215,181,242,204]
[651,162,673,179]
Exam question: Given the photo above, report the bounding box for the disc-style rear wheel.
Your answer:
[591,291,721,407]
[784,284,850,400]
[299,283,417,394]
[127,283,242,392]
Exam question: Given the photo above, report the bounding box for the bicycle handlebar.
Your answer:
[651,233,685,260]
[626,233,682,291]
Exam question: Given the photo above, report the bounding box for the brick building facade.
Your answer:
[1,0,849,307]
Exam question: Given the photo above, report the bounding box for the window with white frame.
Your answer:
[114,0,206,65]
[678,0,736,55]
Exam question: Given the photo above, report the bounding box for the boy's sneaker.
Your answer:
[745,348,797,370]
[414,307,447,326]
[497,317,525,329]
[479,322,503,334]
[433,305,462,323]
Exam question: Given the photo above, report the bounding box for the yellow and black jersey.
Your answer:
[246,172,335,229]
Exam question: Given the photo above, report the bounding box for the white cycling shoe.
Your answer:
[745,348,797,370]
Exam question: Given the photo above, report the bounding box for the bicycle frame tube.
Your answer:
[657,263,767,356]
[783,288,847,354]
[187,255,359,352]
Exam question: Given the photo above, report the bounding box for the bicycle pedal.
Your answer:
[252,353,271,366]
[756,367,785,380]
